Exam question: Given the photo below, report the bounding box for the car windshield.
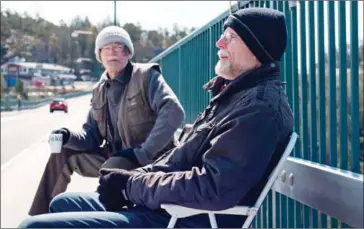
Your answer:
[52,99,65,103]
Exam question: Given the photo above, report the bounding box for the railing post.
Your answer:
[349,0,360,174]
[317,1,328,227]
[339,0,348,171]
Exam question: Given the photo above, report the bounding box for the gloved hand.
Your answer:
[50,128,70,145]
[97,168,135,211]
[112,148,140,166]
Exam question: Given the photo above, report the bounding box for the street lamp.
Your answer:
[70,30,98,81]
[229,0,232,15]
[71,30,94,60]
[114,0,117,25]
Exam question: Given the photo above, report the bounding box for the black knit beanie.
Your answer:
[224,7,287,64]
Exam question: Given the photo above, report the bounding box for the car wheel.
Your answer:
[64,109,68,113]
[50,109,53,113]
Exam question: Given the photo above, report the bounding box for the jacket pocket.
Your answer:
[129,120,155,145]
[126,90,155,143]
[126,90,153,125]
[92,89,107,123]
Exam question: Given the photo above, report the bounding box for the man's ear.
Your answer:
[99,50,103,62]
[253,55,262,68]
[125,53,132,59]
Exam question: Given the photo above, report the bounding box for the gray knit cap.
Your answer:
[94,26,134,63]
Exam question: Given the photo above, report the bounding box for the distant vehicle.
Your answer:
[50,98,68,113]
[81,75,91,81]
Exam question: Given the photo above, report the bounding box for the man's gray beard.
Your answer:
[215,60,232,77]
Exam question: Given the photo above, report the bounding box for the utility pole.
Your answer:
[113,0,117,25]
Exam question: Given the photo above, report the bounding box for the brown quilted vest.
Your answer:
[91,63,174,155]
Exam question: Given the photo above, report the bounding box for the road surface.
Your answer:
[1,94,92,165]
[1,94,99,228]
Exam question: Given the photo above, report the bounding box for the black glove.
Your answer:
[51,128,70,145]
[112,148,140,166]
[97,168,134,211]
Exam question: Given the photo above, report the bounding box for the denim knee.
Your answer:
[49,192,104,213]
[49,192,73,213]
[18,216,45,228]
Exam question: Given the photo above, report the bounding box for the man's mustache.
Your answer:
[218,49,230,58]
[107,56,119,62]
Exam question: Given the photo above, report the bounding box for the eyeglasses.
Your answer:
[101,44,124,53]
[220,31,238,44]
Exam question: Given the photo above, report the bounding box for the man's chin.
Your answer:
[215,63,231,76]
[107,62,120,67]
[106,65,122,71]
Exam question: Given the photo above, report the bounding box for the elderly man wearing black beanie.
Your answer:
[215,7,287,79]
[19,7,294,228]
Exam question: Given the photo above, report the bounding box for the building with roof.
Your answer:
[0,62,76,87]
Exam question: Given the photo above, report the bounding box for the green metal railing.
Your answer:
[149,1,362,228]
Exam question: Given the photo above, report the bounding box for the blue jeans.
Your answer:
[18,192,245,228]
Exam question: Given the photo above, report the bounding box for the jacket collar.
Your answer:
[204,61,281,102]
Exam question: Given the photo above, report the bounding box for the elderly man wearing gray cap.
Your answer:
[20,7,294,228]
[28,25,185,216]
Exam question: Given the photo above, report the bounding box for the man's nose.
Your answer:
[216,36,226,49]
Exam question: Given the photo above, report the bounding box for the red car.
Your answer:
[50,98,68,113]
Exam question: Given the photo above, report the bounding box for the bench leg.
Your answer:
[167,216,178,228]
[242,213,256,228]
[208,213,218,228]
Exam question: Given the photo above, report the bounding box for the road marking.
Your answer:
[1,95,90,172]
[1,132,49,172]
[1,116,19,124]
[0,112,84,172]
[1,108,45,124]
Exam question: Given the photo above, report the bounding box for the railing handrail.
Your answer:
[273,157,363,228]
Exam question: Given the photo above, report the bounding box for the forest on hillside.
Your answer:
[0,7,195,68]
